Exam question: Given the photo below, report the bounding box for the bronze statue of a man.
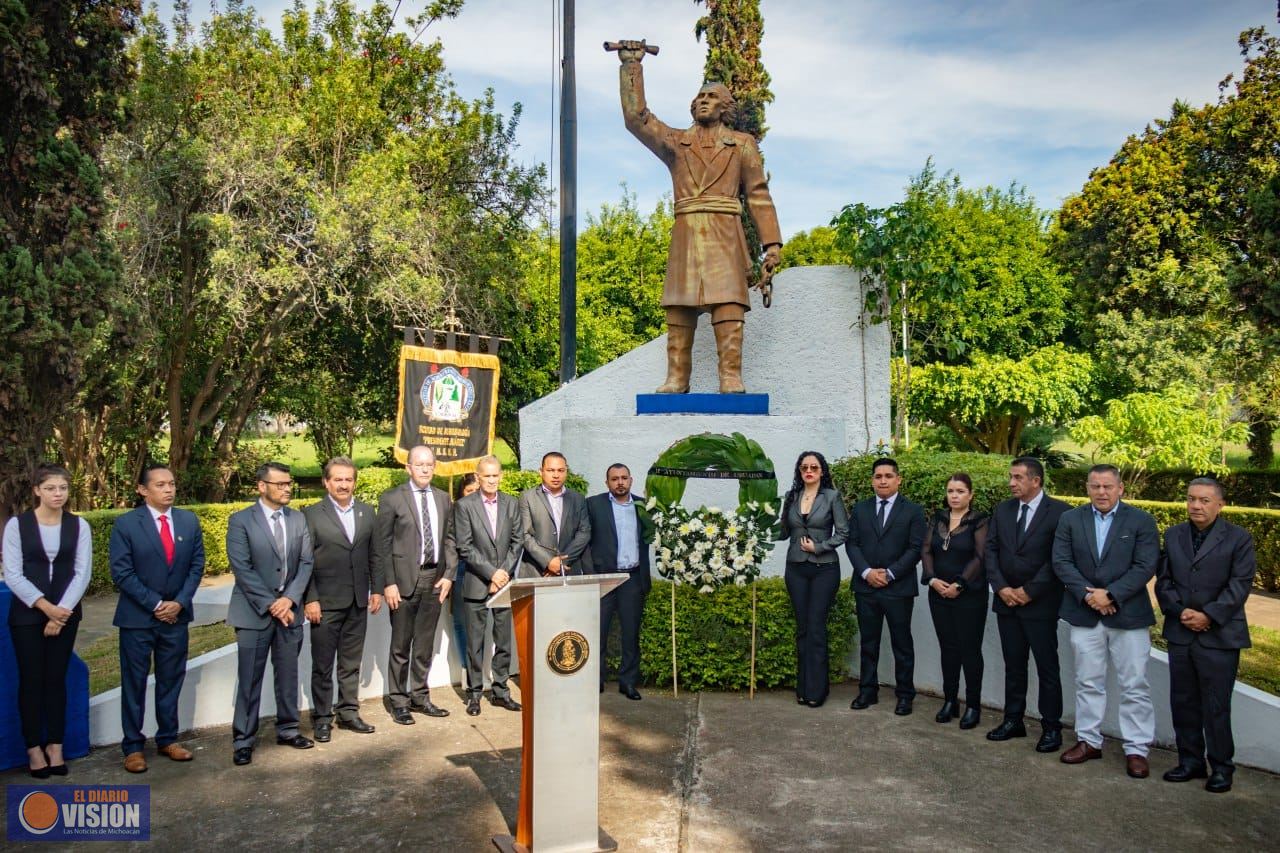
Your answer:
[613,40,782,394]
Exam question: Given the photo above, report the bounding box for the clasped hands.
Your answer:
[930,579,961,599]
[997,587,1032,607]
[269,596,295,626]
[1179,608,1211,632]
[38,600,74,636]
[1085,587,1117,616]
[865,567,891,588]
[488,569,510,595]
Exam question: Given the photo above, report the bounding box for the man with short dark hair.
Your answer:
[844,458,927,715]
[1053,464,1159,778]
[520,451,591,578]
[1156,478,1256,793]
[226,461,315,765]
[302,457,379,741]
[109,463,206,773]
[984,456,1070,752]
[586,463,652,700]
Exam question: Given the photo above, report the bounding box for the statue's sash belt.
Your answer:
[674,197,742,216]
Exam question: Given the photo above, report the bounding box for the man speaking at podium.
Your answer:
[454,456,525,717]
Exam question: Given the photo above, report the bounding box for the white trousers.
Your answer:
[1068,622,1155,756]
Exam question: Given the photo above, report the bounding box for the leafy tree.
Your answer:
[903,345,1094,456]
[1071,384,1250,493]
[694,0,772,141]
[104,0,541,500]
[777,226,844,270]
[1053,26,1280,462]
[0,0,139,517]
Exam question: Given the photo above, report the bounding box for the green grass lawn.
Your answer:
[1151,612,1280,696]
[81,622,237,696]
[243,433,517,478]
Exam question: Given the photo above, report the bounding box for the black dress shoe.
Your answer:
[337,717,375,734]
[46,764,68,776]
[1205,770,1233,793]
[894,698,913,716]
[850,693,878,710]
[935,700,958,723]
[313,723,331,743]
[1035,730,1063,753]
[1162,764,1208,783]
[391,707,416,726]
[29,765,51,779]
[620,685,642,700]
[466,697,482,716]
[805,697,825,708]
[233,747,253,766]
[959,706,981,730]
[986,719,1027,741]
[412,701,450,718]
[490,696,522,712]
[276,734,315,749]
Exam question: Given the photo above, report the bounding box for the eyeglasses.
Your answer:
[799,464,821,472]
[261,480,294,488]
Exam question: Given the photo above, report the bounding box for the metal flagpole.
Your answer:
[558,0,577,385]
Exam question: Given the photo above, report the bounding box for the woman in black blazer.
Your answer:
[1,463,91,777]
[920,472,989,729]
[778,451,849,707]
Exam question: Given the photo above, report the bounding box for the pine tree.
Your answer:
[694,0,774,141]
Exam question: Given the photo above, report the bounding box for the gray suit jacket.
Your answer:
[302,498,377,610]
[519,486,591,576]
[1052,501,1159,630]
[776,488,849,565]
[226,501,314,630]
[1156,519,1256,649]
[374,483,456,596]
[453,491,524,600]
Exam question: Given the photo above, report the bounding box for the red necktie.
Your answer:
[159,514,175,565]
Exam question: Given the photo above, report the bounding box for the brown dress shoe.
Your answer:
[158,743,194,762]
[123,752,148,773]
[1060,740,1103,764]
[1126,754,1150,778]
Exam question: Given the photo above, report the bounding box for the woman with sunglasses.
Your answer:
[778,451,848,708]
[920,472,989,729]
[2,463,92,777]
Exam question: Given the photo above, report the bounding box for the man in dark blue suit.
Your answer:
[109,463,206,773]
[844,457,927,715]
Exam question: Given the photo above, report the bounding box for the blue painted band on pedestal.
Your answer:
[636,393,770,415]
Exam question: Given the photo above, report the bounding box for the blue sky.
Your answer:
[161,0,1274,237]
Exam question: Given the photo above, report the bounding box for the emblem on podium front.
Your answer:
[547,631,589,675]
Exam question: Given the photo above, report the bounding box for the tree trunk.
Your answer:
[1248,414,1275,469]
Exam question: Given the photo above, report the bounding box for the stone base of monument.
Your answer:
[519,265,891,578]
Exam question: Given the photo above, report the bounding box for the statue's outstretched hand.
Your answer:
[610,39,652,63]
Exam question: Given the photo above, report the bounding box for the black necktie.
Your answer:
[1016,503,1029,546]
[877,499,888,531]
[419,489,434,566]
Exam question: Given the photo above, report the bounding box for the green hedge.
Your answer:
[1054,468,1280,508]
[830,449,1016,515]
[630,578,858,691]
[1057,497,1280,592]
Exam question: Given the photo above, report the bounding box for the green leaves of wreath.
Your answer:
[645,431,780,532]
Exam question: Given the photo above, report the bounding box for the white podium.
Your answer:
[489,573,629,853]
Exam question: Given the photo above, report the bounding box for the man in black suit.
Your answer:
[1156,478,1256,794]
[984,456,1070,752]
[302,457,379,742]
[1053,463,1160,779]
[453,455,525,716]
[844,457,927,715]
[109,463,205,773]
[586,463,652,700]
[375,445,456,725]
[519,451,591,577]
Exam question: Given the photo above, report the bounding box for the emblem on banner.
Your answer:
[420,366,475,423]
[547,630,589,675]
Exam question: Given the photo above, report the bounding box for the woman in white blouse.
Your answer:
[2,463,91,778]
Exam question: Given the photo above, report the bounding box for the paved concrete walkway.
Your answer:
[3,682,1275,851]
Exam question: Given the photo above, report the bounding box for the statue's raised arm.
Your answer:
[607,39,782,395]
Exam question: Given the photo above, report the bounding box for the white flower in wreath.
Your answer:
[708,554,724,571]
[704,523,720,539]
[678,523,691,536]
[660,548,672,562]
[699,584,715,594]
[746,536,758,549]
[707,506,723,515]
[671,560,685,573]
[701,572,715,584]
[688,517,703,531]
[725,524,739,538]
[762,503,775,515]
[732,555,748,571]
[646,497,658,509]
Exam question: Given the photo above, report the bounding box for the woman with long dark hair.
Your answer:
[777,451,848,707]
[920,472,989,729]
[2,463,92,777]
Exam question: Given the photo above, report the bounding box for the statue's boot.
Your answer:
[656,325,693,393]
[714,320,746,394]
